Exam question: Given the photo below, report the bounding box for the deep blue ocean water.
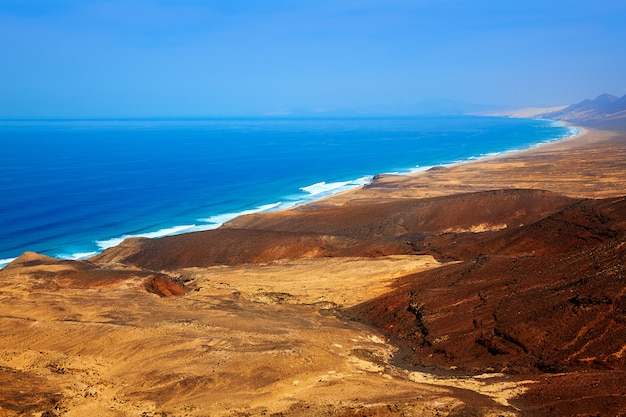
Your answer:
[0,116,576,266]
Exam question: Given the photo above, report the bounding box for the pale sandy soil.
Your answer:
[180,255,444,307]
[0,256,520,416]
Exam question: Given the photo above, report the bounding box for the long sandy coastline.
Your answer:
[0,123,613,269]
[0,117,582,269]
[223,124,625,232]
[313,125,626,205]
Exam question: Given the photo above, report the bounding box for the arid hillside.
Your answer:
[346,196,626,414]
[92,189,576,269]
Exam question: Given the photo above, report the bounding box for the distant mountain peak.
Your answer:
[593,93,620,103]
[538,93,626,130]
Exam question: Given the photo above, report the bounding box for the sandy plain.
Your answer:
[1,253,521,417]
[1,125,626,416]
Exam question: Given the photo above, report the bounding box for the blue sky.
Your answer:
[1,0,625,117]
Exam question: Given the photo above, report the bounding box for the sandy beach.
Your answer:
[1,124,625,416]
[319,127,626,203]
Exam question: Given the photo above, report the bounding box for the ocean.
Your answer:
[0,116,576,267]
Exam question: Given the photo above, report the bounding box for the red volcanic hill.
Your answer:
[93,189,577,268]
[342,194,626,415]
[347,196,626,375]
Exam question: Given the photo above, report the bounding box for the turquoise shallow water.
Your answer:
[0,116,576,266]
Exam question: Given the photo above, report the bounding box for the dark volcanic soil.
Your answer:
[347,196,626,373]
[344,195,626,414]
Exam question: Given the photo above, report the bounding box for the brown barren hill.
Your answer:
[347,204,626,372]
[346,196,626,414]
[93,189,577,270]
[1,252,186,297]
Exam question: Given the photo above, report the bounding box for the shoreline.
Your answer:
[92,120,580,239]
[392,121,581,176]
[0,119,586,269]
[314,124,626,207]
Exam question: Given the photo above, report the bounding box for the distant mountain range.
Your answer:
[268,95,626,130]
[539,93,626,129]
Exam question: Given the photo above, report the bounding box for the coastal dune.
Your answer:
[1,123,626,415]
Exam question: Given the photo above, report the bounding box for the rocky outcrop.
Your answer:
[0,252,185,297]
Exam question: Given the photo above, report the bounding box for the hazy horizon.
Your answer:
[1,0,625,118]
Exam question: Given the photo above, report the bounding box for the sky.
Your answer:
[1,0,625,118]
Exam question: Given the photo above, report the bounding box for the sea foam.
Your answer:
[300,181,352,195]
[59,251,98,261]
[95,202,287,252]
[299,177,372,198]
[199,202,283,226]
[92,176,375,254]
[0,258,17,269]
[96,224,198,250]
